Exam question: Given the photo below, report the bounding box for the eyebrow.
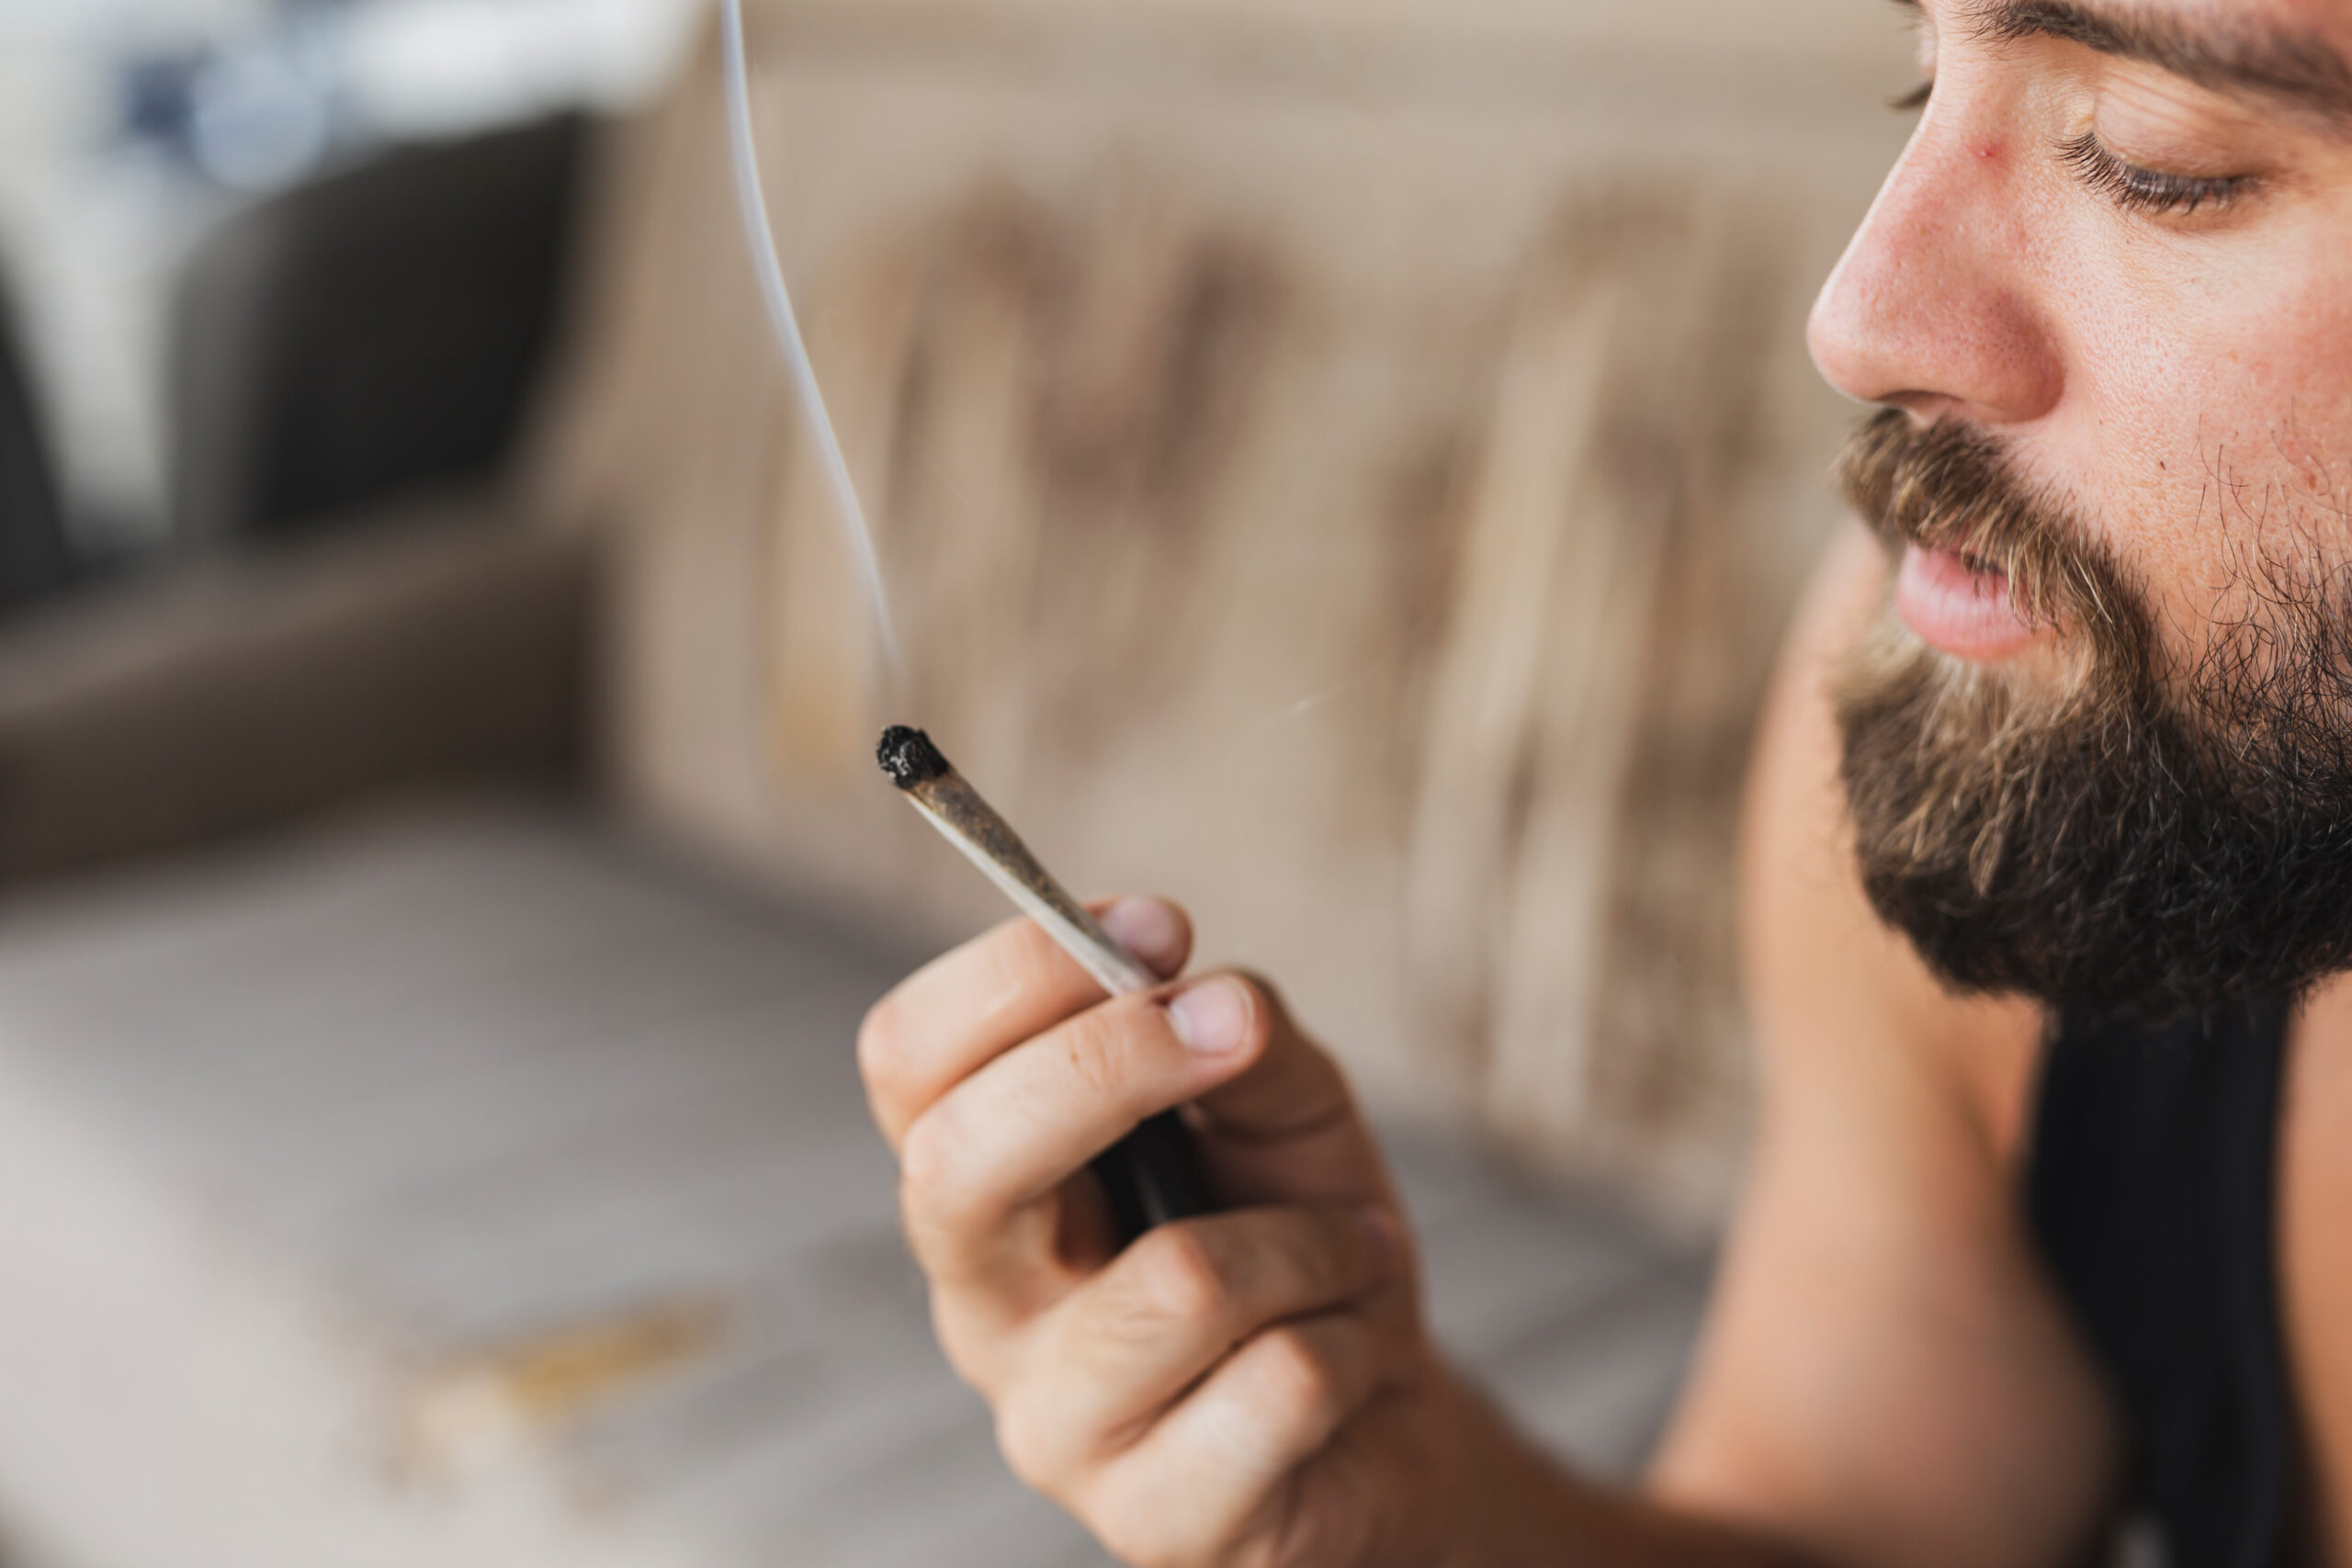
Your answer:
[1894,0,2352,124]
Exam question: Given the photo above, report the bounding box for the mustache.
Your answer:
[1835,407,2134,644]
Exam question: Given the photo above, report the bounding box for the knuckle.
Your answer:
[932,1282,1035,1392]
[1083,1486,1213,1568]
[1285,1213,1359,1301]
[991,1393,1064,1492]
[1134,1224,1235,1325]
[986,919,1063,1010]
[855,996,910,1100]
[977,927,1025,1011]
[1091,1515,1170,1568]
[931,1302,994,1390]
[896,1105,969,1229]
[1228,1532,1299,1568]
[1255,1325,1342,1417]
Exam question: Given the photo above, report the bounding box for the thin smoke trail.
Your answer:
[720,0,905,678]
[1232,670,1382,742]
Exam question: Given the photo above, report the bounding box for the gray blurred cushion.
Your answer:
[171,116,591,542]
[0,283,69,613]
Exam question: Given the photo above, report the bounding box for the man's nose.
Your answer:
[1807,105,2064,425]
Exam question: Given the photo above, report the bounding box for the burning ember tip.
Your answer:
[876,726,952,791]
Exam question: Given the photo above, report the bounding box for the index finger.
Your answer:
[859,896,1193,1148]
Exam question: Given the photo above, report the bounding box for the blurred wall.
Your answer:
[527,0,1917,1220]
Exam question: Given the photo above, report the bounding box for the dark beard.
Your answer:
[1834,408,2352,1023]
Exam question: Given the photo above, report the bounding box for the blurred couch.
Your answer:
[0,103,599,883]
[525,0,1916,1213]
[0,2,1920,1562]
[0,284,72,613]
[170,115,591,545]
[2,0,1917,1213]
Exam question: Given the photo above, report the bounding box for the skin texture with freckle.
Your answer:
[856,2,2352,1563]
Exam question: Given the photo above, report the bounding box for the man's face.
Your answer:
[1811,0,2352,1020]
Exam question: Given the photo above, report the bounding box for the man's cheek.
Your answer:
[2188,244,2352,519]
[2086,343,2352,643]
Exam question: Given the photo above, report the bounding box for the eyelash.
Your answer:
[2058,130,2256,216]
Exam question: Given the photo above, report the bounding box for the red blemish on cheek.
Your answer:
[1976,141,2005,164]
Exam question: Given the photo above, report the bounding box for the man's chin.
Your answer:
[1836,405,2352,1020]
[1838,635,2352,1023]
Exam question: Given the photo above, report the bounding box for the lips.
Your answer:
[1894,544,2044,660]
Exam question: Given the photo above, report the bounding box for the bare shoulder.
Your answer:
[1645,521,2115,1568]
[2280,976,2352,1555]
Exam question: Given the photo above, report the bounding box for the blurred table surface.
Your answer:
[0,801,1706,1568]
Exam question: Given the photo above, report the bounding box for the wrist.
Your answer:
[1434,1366,1595,1568]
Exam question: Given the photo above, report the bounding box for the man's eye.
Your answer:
[1890,79,1934,112]
[2060,130,2256,217]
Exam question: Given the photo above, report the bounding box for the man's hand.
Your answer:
[857,896,1469,1567]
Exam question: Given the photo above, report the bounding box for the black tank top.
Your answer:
[2024,998,2295,1568]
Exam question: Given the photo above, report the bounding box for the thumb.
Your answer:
[1186,973,1392,1209]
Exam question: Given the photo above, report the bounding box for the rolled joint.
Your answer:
[875,724,1152,997]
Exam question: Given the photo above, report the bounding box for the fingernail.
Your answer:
[1102,897,1185,976]
[1164,977,1250,1054]
[1357,1204,1404,1276]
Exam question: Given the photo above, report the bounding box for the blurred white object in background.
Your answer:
[340,0,705,139]
[187,41,331,188]
[0,0,705,555]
